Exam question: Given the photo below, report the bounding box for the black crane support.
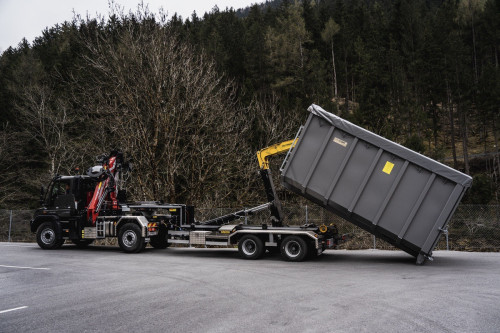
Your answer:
[259,169,284,227]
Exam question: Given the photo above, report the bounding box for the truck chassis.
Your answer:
[32,199,340,261]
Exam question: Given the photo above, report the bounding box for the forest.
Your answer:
[0,0,499,209]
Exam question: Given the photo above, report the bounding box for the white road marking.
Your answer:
[0,243,36,247]
[0,264,50,270]
[0,306,28,314]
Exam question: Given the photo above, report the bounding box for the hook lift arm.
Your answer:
[256,139,298,227]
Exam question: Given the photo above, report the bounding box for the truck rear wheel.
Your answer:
[118,223,145,253]
[36,222,61,250]
[280,236,308,262]
[238,235,264,259]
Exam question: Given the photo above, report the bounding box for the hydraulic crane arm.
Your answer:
[86,151,129,225]
[257,139,296,170]
[256,138,298,227]
[199,140,298,227]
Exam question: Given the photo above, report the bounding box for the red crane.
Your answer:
[86,151,125,225]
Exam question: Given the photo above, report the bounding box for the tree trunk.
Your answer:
[493,116,499,203]
[331,40,338,98]
[455,62,469,175]
[495,45,498,69]
[344,52,349,114]
[432,103,438,149]
[448,98,458,169]
[471,9,478,85]
[460,105,470,175]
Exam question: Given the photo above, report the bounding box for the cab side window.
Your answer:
[50,180,72,205]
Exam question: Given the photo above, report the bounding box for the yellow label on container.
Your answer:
[383,161,395,175]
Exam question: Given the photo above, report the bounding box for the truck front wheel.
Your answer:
[280,236,308,262]
[238,235,264,259]
[118,223,145,253]
[36,222,62,250]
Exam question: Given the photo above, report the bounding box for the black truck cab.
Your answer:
[38,175,95,217]
[31,175,97,247]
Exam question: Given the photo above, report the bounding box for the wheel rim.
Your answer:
[284,240,301,258]
[241,239,257,256]
[41,228,55,245]
[122,230,137,247]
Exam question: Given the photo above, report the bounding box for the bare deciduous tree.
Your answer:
[75,7,254,205]
[18,83,85,177]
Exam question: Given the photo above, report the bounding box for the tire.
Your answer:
[118,223,145,253]
[36,222,61,250]
[238,235,264,260]
[149,225,170,249]
[71,239,94,248]
[280,236,308,262]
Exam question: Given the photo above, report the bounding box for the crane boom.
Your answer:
[86,151,127,225]
[257,139,296,170]
[255,139,298,227]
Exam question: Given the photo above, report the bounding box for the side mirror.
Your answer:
[39,186,46,205]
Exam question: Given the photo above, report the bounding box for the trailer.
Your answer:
[280,104,472,264]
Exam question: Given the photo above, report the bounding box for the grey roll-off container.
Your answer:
[281,104,472,264]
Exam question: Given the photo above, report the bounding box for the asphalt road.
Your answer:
[1,242,499,333]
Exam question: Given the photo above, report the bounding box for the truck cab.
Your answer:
[31,175,98,248]
[40,176,95,216]
[31,168,165,252]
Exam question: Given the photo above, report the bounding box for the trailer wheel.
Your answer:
[36,222,61,250]
[118,223,145,253]
[238,235,264,259]
[280,236,308,262]
[149,225,170,249]
[71,239,94,248]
